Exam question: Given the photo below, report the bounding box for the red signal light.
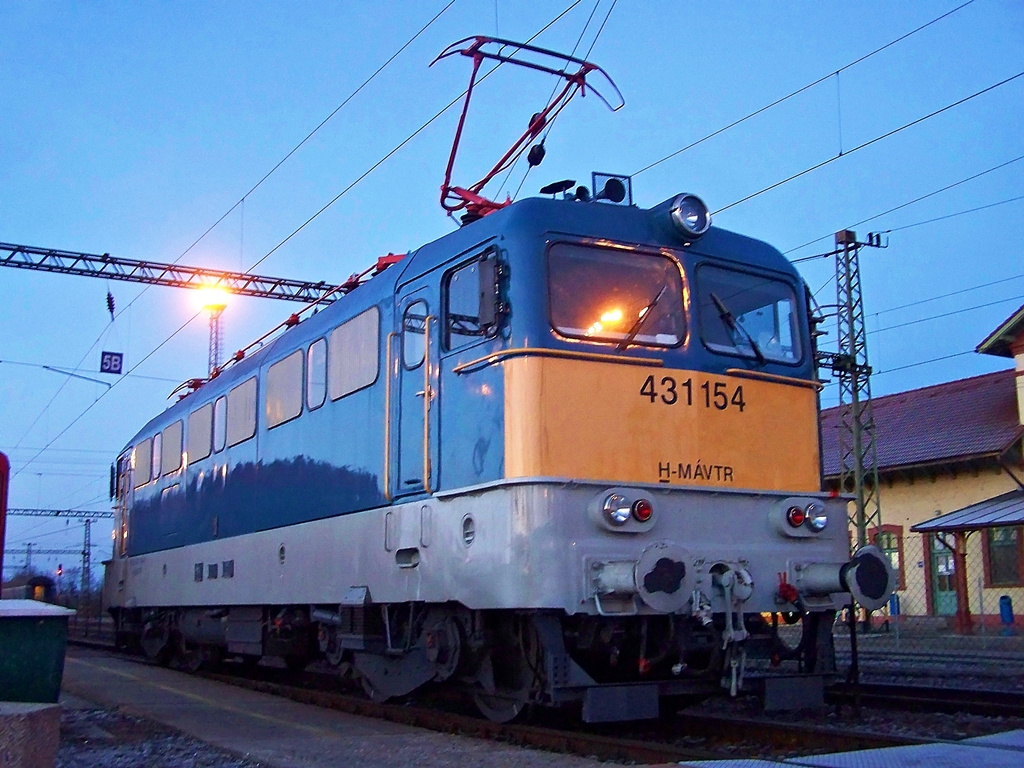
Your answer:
[631,498,653,523]
[786,506,806,527]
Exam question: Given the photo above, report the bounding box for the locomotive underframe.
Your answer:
[106,480,856,720]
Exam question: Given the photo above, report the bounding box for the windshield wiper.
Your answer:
[709,292,765,365]
[618,285,667,350]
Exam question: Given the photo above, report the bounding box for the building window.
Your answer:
[227,377,257,446]
[986,527,1023,587]
[328,307,380,399]
[307,339,327,410]
[266,350,304,428]
[162,420,183,474]
[188,403,214,463]
[873,526,906,591]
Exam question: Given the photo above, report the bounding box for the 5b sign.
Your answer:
[101,351,124,375]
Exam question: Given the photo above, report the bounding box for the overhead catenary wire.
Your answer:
[5,5,459,473]
[11,310,201,479]
[11,1,585,479]
[498,0,604,200]
[508,0,619,202]
[818,350,978,401]
[631,1,976,177]
[112,0,459,321]
[714,70,1024,215]
[246,0,585,273]
[881,194,1024,234]
[786,154,1024,256]
[872,274,1024,318]
[0,358,180,384]
[798,192,1024,270]
[5,520,87,548]
[878,350,975,376]
[870,295,1023,335]
[7,312,122,452]
[809,191,1024,298]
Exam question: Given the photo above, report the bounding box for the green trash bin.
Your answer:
[0,600,76,703]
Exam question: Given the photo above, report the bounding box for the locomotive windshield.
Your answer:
[548,243,685,348]
[696,265,802,364]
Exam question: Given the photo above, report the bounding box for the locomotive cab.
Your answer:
[422,190,895,716]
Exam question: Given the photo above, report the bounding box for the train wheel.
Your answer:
[471,617,540,723]
[473,688,529,724]
[140,618,172,666]
[175,642,221,673]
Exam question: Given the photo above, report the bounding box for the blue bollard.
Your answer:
[888,593,901,616]
[999,595,1015,636]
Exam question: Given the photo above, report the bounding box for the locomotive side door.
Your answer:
[115,451,132,557]
[392,281,440,497]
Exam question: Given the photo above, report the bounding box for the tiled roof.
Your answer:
[821,368,1022,477]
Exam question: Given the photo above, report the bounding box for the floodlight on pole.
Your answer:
[196,286,229,376]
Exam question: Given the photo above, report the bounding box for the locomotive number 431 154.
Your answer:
[639,374,746,412]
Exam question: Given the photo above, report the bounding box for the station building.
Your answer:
[822,304,1024,628]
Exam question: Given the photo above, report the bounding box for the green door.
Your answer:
[930,534,957,616]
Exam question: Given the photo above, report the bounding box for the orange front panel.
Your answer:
[504,357,821,492]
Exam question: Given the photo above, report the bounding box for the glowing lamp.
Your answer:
[195,285,229,313]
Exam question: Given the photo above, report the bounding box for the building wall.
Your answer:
[859,464,1024,620]
[1015,347,1024,426]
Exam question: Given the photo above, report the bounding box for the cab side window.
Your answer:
[445,260,481,350]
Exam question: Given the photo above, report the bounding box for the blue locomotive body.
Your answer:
[104,191,894,721]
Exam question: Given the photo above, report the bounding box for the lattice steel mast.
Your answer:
[831,230,884,548]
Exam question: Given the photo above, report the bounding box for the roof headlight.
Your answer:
[805,502,828,532]
[603,493,632,526]
[669,193,712,239]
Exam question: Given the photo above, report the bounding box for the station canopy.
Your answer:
[911,488,1024,534]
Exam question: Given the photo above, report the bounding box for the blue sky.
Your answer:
[1,1,1022,576]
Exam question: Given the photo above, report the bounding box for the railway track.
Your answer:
[829,681,1024,718]
[204,668,923,763]
[67,637,1024,763]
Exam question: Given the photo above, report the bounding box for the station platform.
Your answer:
[61,646,604,768]
[61,646,1024,767]
[683,728,1024,768]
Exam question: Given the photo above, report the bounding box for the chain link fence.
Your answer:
[830,529,1024,688]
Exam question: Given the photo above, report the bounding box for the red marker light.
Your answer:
[786,506,806,527]
[632,498,653,522]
